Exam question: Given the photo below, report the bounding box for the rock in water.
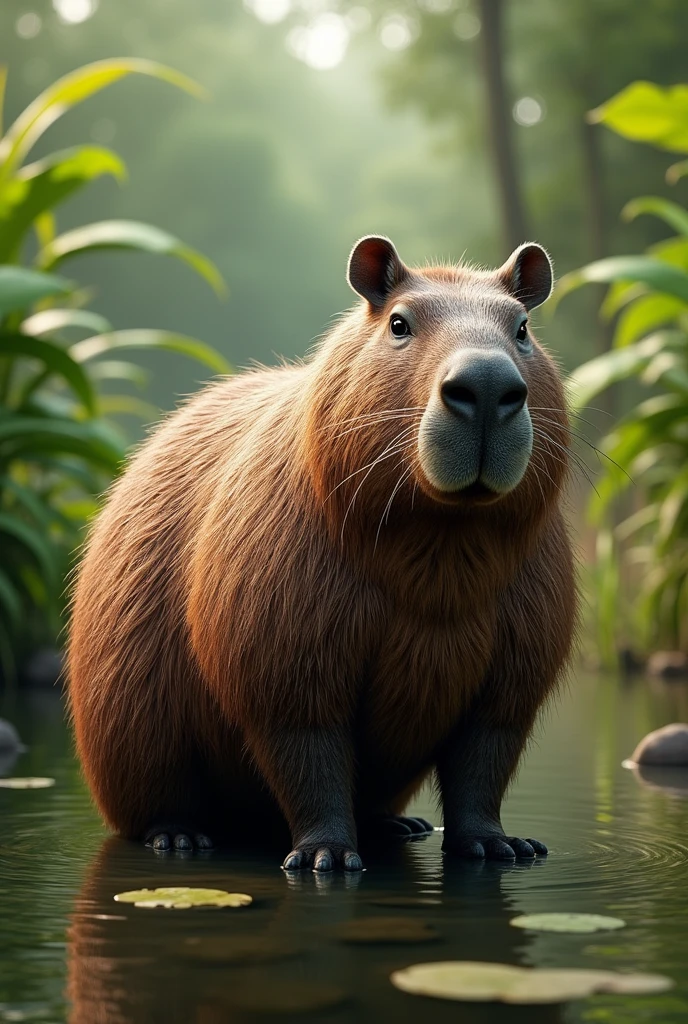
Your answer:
[0,719,25,753]
[631,724,688,766]
[647,651,688,679]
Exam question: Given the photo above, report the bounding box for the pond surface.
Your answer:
[1,671,687,1023]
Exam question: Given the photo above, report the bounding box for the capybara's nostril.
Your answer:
[441,351,528,426]
[440,380,478,420]
[496,382,528,423]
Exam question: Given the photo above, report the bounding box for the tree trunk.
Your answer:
[477,0,528,251]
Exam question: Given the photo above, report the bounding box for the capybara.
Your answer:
[68,236,576,871]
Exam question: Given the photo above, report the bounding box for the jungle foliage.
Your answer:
[0,59,228,680]
[558,82,688,658]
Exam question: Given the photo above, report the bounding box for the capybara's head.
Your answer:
[306,236,569,531]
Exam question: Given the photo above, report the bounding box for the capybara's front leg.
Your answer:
[438,712,547,860]
[246,724,362,872]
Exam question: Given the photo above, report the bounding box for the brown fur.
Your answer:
[67,249,576,859]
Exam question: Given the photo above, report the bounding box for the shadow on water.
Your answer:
[1,672,688,1023]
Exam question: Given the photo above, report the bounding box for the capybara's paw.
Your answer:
[282,845,363,873]
[364,815,435,840]
[144,826,214,852]
[443,833,547,860]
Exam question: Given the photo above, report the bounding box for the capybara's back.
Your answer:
[69,236,576,870]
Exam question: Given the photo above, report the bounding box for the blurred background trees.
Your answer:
[1,0,688,670]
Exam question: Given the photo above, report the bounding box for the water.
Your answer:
[1,672,687,1023]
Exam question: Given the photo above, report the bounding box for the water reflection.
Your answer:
[625,762,688,799]
[65,837,564,1023]
[1,674,687,1023]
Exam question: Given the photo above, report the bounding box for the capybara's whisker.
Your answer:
[374,463,414,551]
[325,425,418,503]
[328,413,421,443]
[533,426,599,495]
[339,436,416,542]
[318,406,425,434]
[533,414,632,482]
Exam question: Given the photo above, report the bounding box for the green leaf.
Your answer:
[98,395,159,421]
[1,475,71,532]
[88,360,148,389]
[614,294,687,347]
[654,466,688,549]
[0,566,22,629]
[0,512,59,591]
[31,455,104,494]
[37,219,226,297]
[0,267,72,317]
[21,308,112,338]
[648,235,688,270]
[0,417,125,472]
[600,280,647,320]
[71,328,231,375]
[622,195,688,237]
[0,65,7,139]
[589,81,688,152]
[0,333,96,414]
[556,256,688,307]
[667,159,688,185]
[567,331,684,409]
[0,59,207,180]
[0,146,126,264]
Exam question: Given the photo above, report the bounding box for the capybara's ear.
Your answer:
[347,236,408,310]
[498,242,553,311]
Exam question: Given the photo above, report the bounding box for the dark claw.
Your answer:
[283,849,309,871]
[313,848,334,872]
[444,832,548,860]
[282,846,363,873]
[145,828,214,853]
[410,817,434,834]
[506,837,536,858]
[381,818,413,836]
[343,850,363,871]
[366,815,435,840]
[483,837,517,860]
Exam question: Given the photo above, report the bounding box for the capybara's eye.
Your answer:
[390,315,411,340]
[516,319,529,343]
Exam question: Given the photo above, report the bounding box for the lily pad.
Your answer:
[113,887,252,909]
[332,916,440,944]
[0,776,55,789]
[510,913,625,933]
[390,962,673,1004]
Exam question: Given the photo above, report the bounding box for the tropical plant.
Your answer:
[556,82,688,659]
[0,59,229,683]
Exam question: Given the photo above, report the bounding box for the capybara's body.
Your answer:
[69,237,576,869]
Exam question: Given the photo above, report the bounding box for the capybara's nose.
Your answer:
[440,351,528,425]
